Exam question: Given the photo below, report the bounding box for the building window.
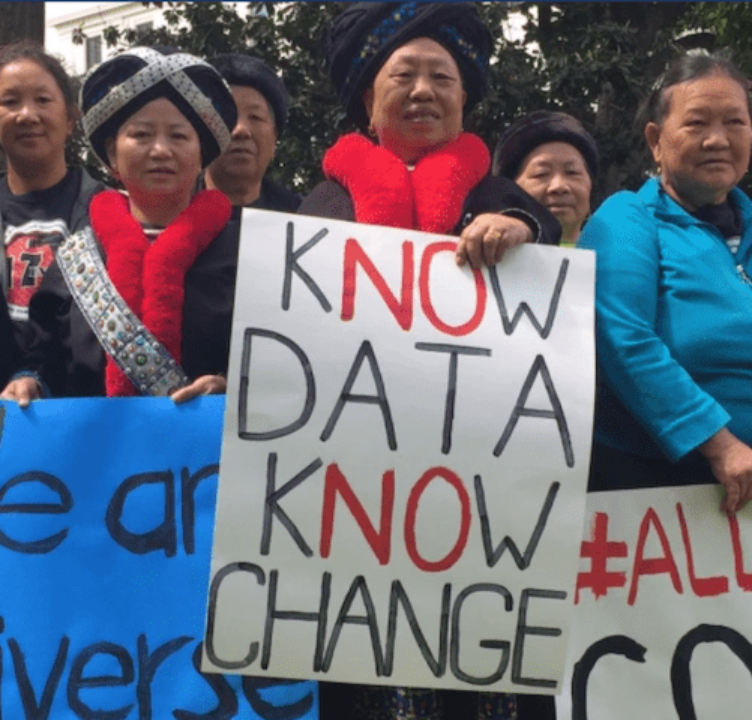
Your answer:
[85,36,101,69]
[135,21,153,42]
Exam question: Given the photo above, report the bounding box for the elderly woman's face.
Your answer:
[105,97,201,220]
[363,37,466,163]
[515,141,592,242]
[645,73,752,210]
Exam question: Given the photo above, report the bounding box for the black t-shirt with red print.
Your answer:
[0,168,102,360]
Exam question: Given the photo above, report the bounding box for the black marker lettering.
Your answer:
[488,258,568,339]
[414,343,491,455]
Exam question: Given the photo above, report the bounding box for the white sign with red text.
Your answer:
[204,210,595,693]
[556,484,752,719]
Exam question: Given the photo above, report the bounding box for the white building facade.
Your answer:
[45,2,167,77]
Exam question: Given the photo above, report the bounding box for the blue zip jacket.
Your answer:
[580,177,752,461]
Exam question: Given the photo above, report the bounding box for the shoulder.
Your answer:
[76,167,105,194]
[71,168,106,231]
[730,186,752,219]
[298,180,354,221]
[0,174,10,205]
[258,178,302,212]
[579,185,657,251]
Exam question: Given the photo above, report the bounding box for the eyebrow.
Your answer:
[529,157,584,169]
[391,54,458,71]
[128,120,192,130]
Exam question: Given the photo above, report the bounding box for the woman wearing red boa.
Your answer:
[300,4,560,263]
[4,47,240,401]
[303,5,560,720]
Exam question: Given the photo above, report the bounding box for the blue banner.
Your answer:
[0,397,318,720]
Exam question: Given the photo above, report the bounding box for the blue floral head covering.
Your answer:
[326,2,492,130]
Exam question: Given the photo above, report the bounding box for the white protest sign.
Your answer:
[556,484,752,719]
[204,209,595,693]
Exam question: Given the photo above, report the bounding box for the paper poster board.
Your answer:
[556,484,752,719]
[0,397,317,719]
[205,210,596,693]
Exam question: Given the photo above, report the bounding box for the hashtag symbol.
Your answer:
[576,512,628,602]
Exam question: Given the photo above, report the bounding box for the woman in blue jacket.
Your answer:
[580,52,752,514]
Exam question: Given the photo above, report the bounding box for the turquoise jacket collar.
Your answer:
[637,176,752,263]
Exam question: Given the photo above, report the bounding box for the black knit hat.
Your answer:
[81,46,237,169]
[493,111,599,181]
[208,54,288,132]
[326,2,492,129]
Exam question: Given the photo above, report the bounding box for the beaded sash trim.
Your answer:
[57,228,189,397]
[82,48,231,157]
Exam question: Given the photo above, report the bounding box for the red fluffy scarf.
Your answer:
[89,190,232,397]
[322,132,490,233]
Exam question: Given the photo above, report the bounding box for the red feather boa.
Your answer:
[89,190,232,397]
[322,132,490,234]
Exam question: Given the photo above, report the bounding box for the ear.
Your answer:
[104,137,119,178]
[363,88,374,121]
[644,122,662,165]
[65,106,79,139]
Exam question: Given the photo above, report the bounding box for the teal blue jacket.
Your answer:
[580,177,752,461]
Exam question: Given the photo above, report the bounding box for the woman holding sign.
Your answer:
[299,2,561,266]
[301,4,559,720]
[581,52,752,514]
[2,47,240,403]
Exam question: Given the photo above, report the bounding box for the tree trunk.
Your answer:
[0,2,45,46]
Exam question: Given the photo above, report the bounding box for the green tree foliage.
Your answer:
[74,2,752,205]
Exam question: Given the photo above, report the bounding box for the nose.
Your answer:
[548,172,570,194]
[16,100,40,123]
[409,73,436,101]
[231,118,252,140]
[149,134,172,157]
[703,124,731,149]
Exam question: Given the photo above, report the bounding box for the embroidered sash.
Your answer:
[57,228,189,397]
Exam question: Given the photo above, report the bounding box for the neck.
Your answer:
[128,192,192,227]
[380,132,464,166]
[561,226,580,245]
[204,169,261,206]
[6,157,68,194]
[661,175,727,212]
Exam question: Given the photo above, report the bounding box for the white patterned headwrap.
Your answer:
[81,47,236,168]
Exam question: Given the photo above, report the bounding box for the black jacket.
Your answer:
[299,175,561,244]
[0,291,18,388]
[25,209,241,398]
[253,177,302,212]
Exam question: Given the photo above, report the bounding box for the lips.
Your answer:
[404,108,439,122]
[147,167,176,175]
[227,144,256,155]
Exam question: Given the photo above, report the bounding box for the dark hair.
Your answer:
[0,41,78,119]
[638,51,751,128]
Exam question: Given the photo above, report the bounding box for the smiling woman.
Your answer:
[363,36,466,164]
[299,2,561,272]
[2,47,241,405]
[302,6,560,720]
[0,42,103,370]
